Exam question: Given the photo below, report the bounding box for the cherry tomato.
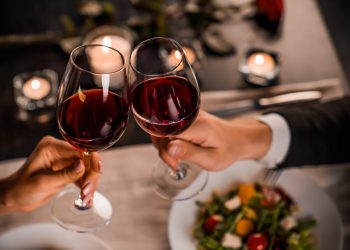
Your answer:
[247,233,269,250]
[204,216,220,232]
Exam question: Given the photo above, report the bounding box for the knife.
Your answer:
[206,90,322,117]
[201,78,340,103]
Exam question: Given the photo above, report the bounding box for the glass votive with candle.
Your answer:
[13,69,58,111]
[165,39,204,88]
[167,46,197,69]
[83,25,133,62]
[165,38,202,71]
[83,26,133,87]
[13,69,58,123]
[238,48,281,87]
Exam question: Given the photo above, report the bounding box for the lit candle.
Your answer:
[91,35,131,62]
[87,36,128,88]
[168,46,197,70]
[246,52,276,76]
[22,77,51,100]
[88,35,130,74]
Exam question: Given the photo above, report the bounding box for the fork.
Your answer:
[261,168,282,186]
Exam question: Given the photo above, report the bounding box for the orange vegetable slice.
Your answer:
[236,219,254,236]
[238,183,256,204]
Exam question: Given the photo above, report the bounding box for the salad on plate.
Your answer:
[193,182,316,250]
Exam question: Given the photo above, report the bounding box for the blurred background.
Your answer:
[0,0,349,161]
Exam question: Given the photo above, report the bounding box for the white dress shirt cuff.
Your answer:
[257,113,291,169]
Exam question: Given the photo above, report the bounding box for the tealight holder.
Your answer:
[83,26,134,88]
[179,39,203,70]
[238,48,281,87]
[167,43,200,70]
[13,69,58,122]
[83,25,134,60]
[167,38,203,88]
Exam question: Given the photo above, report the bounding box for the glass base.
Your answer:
[51,188,112,233]
[152,160,209,201]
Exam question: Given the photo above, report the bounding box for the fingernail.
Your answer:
[168,144,181,157]
[74,160,84,173]
[97,160,103,173]
[82,182,92,196]
[87,197,94,207]
[83,192,94,204]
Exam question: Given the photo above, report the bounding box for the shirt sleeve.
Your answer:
[257,113,291,169]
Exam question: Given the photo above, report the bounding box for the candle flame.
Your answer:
[31,79,41,90]
[174,50,182,60]
[101,36,112,54]
[255,54,265,65]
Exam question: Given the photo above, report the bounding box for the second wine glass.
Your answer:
[128,37,208,201]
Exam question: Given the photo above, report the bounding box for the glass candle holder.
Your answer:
[13,69,58,111]
[168,45,197,68]
[170,39,203,88]
[238,48,281,87]
[83,25,134,62]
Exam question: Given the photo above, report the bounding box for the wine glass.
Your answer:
[128,37,208,201]
[52,44,129,232]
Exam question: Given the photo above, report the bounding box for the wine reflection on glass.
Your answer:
[128,37,208,201]
[52,44,129,232]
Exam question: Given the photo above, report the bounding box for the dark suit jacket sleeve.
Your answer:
[271,96,350,168]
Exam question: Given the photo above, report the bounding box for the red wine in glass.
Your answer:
[58,89,129,151]
[128,37,208,201]
[131,75,199,137]
[53,44,128,233]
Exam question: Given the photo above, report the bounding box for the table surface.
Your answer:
[0,0,348,160]
[0,144,349,250]
[0,145,171,250]
[0,1,349,249]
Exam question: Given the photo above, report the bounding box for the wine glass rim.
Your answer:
[129,37,187,77]
[70,44,126,75]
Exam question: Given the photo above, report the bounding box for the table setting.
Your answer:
[1,0,350,249]
[0,145,349,250]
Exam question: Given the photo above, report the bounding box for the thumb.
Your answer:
[167,140,218,171]
[46,160,85,187]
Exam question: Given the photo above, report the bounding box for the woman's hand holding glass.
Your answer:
[0,136,100,216]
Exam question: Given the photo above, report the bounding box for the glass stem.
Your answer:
[169,162,187,180]
[74,151,92,210]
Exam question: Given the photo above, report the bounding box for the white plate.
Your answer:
[0,223,112,250]
[168,161,343,250]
